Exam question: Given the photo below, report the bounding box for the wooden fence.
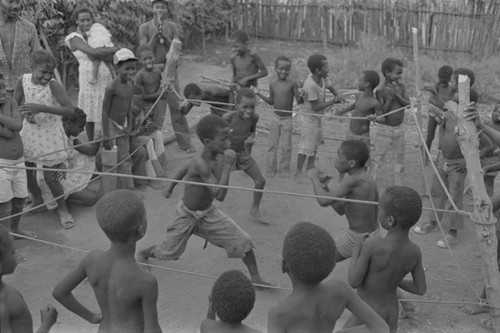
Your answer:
[235,0,500,58]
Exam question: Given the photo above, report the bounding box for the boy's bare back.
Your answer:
[1,283,33,333]
[105,79,133,125]
[349,95,380,135]
[341,174,379,233]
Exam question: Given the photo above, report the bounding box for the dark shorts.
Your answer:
[235,150,256,171]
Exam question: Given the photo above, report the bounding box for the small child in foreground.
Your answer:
[267,222,389,333]
[88,22,116,84]
[346,186,427,333]
[0,225,58,333]
[201,270,261,333]
[53,190,162,333]
[255,55,303,178]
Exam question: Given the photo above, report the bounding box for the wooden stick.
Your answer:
[456,76,500,333]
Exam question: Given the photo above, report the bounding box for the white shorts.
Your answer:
[0,157,28,203]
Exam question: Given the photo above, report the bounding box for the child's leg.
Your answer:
[25,162,44,210]
[279,117,293,174]
[437,169,465,248]
[130,137,149,189]
[426,115,438,152]
[244,163,268,224]
[294,153,307,182]
[392,129,405,186]
[67,188,98,206]
[0,200,12,230]
[369,127,392,182]
[116,136,135,190]
[43,164,74,229]
[91,60,100,83]
[306,153,317,170]
[266,117,280,177]
[10,197,32,236]
[242,250,271,286]
[85,122,95,142]
[484,175,496,197]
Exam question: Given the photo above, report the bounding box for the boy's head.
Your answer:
[358,70,380,91]
[114,48,138,82]
[282,222,336,285]
[0,73,6,105]
[437,65,453,84]
[230,29,249,56]
[136,44,155,70]
[183,83,203,106]
[492,104,500,124]
[381,58,403,82]
[275,55,292,81]
[378,186,422,231]
[307,54,328,78]
[196,114,231,153]
[210,270,255,324]
[96,190,147,243]
[0,225,17,276]
[31,50,57,86]
[449,68,475,92]
[235,88,256,120]
[62,107,87,137]
[335,140,370,173]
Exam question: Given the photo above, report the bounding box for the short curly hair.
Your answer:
[382,186,422,229]
[183,83,202,99]
[340,140,370,168]
[363,70,380,89]
[96,190,145,243]
[282,222,336,285]
[381,58,403,77]
[196,114,230,142]
[236,87,256,104]
[0,225,14,262]
[437,65,453,84]
[211,270,255,324]
[31,50,57,70]
[307,54,327,74]
[62,107,86,125]
[231,29,249,43]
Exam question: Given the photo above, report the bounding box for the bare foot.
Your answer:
[58,210,75,229]
[459,304,488,315]
[250,209,270,225]
[24,201,47,215]
[11,229,37,240]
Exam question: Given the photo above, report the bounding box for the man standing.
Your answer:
[138,0,194,153]
[0,0,41,96]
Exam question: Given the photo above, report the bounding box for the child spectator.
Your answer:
[0,225,58,333]
[336,70,382,146]
[53,190,162,333]
[180,83,233,117]
[201,270,260,333]
[294,54,342,183]
[308,140,380,262]
[424,65,454,154]
[346,186,427,333]
[14,50,75,229]
[0,73,34,238]
[102,48,138,191]
[255,55,303,178]
[88,23,116,84]
[480,104,500,196]
[414,74,493,248]
[230,29,268,89]
[268,222,389,333]
[138,114,270,286]
[370,58,410,186]
[223,88,268,224]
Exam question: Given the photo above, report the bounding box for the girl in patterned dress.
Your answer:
[13,50,76,229]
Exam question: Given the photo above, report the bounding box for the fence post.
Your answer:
[456,76,500,333]
[322,2,328,50]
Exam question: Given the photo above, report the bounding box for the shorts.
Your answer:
[336,227,382,259]
[298,116,322,156]
[235,150,257,171]
[152,200,255,260]
[0,157,28,203]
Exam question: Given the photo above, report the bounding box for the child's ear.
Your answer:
[387,215,395,227]
[202,138,212,146]
[348,159,357,169]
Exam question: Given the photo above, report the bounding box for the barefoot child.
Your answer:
[268,222,389,333]
[53,190,162,333]
[102,48,138,190]
[346,186,426,333]
[201,270,260,333]
[255,55,303,178]
[230,29,268,89]
[308,140,380,262]
[14,50,75,229]
[88,23,116,84]
[0,73,34,238]
[223,88,268,224]
[295,54,342,182]
[0,225,58,333]
[370,58,410,186]
[139,115,269,286]
[180,83,233,117]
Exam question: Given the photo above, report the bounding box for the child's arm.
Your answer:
[292,81,303,104]
[197,150,236,201]
[398,249,427,296]
[240,52,268,86]
[335,102,355,116]
[479,132,496,159]
[377,89,394,114]
[73,138,100,157]
[18,81,73,117]
[13,77,24,106]
[163,164,189,198]
[140,275,162,333]
[326,80,342,102]
[348,235,372,288]
[308,168,358,214]
[394,83,410,106]
[255,84,273,105]
[0,99,22,131]
[0,124,13,138]
[52,253,102,324]
[367,100,386,124]
[101,85,113,150]
[36,305,58,333]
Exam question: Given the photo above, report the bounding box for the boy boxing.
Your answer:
[308,140,380,262]
[138,114,270,286]
[180,83,233,117]
[268,222,389,333]
[230,29,268,89]
[346,186,427,333]
[53,190,162,333]
[370,58,410,186]
[0,225,58,333]
[255,55,303,178]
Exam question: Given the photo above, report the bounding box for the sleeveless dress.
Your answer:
[20,74,68,166]
[64,32,112,124]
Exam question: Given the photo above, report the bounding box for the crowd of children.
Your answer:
[3,0,500,331]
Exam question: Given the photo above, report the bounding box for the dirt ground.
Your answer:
[8,39,497,333]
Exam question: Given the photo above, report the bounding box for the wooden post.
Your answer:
[321,3,328,50]
[456,75,500,333]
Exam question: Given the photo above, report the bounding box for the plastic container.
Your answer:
[102,145,118,166]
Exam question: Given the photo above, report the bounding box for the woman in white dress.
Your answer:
[64,6,117,141]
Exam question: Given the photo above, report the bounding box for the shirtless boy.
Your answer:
[230,29,268,89]
[371,58,411,186]
[255,55,303,178]
[102,48,138,190]
[138,114,269,286]
[346,186,426,333]
[268,222,389,333]
[53,190,162,333]
[0,225,58,333]
[336,70,383,146]
[201,270,260,333]
[308,140,380,262]
[180,83,233,117]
